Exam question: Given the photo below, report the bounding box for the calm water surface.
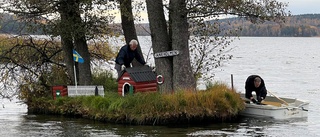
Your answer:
[1,37,320,136]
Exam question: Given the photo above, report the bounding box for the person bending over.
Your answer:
[115,39,146,77]
[245,75,267,104]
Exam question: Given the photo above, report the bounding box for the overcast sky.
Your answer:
[278,0,320,15]
[130,0,319,23]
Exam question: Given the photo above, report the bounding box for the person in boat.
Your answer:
[245,75,267,104]
[114,39,146,77]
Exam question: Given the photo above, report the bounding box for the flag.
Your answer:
[73,49,84,63]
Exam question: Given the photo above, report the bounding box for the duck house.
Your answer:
[117,66,157,96]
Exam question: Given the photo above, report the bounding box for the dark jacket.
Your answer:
[245,75,267,99]
[115,44,146,67]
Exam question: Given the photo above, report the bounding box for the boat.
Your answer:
[239,93,309,120]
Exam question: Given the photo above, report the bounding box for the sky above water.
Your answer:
[128,0,320,23]
[277,0,320,15]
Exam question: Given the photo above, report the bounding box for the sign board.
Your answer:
[154,50,179,58]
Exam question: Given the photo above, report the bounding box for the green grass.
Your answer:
[28,82,245,125]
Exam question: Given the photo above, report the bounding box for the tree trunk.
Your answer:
[75,36,92,85]
[58,0,92,85]
[58,0,75,85]
[60,36,75,84]
[146,0,173,93]
[170,0,196,91]
[73,3,92,85]
[119,0,144,66]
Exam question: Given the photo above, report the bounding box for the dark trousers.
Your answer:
[114,64,121,78]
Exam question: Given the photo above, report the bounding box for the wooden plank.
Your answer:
[242,97,283,107]
[261,101,282,107]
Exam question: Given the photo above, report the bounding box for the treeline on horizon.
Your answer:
[224,14,320,37]
[136,14,320,37]
[1,13,320,37]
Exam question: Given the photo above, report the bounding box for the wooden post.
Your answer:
[231,74,234,91]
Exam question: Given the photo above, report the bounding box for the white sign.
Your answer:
[154,50,179,58]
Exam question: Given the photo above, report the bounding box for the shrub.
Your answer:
[92,70,118,93]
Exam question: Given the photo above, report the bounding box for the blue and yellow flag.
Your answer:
[73,49,84,63]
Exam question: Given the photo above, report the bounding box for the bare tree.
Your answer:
[146,0,173,92]
[119,0,145,66]
[146,0,290,92]
[0,0,117,100]
[170,0,196,91]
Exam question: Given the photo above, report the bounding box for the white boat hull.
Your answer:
[240,94,309,119]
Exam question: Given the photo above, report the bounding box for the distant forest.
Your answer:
[136,14,320,37]
[1,13,320,37]
[223,14,320,37]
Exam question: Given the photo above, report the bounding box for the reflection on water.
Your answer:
[19,115,118,137]
[0,106,309,137]
[188,117,308,137]
[0,99,27,137]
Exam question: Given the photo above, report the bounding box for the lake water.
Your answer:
[1,37,320,136]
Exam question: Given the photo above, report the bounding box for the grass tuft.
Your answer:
[28,82,245,125]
